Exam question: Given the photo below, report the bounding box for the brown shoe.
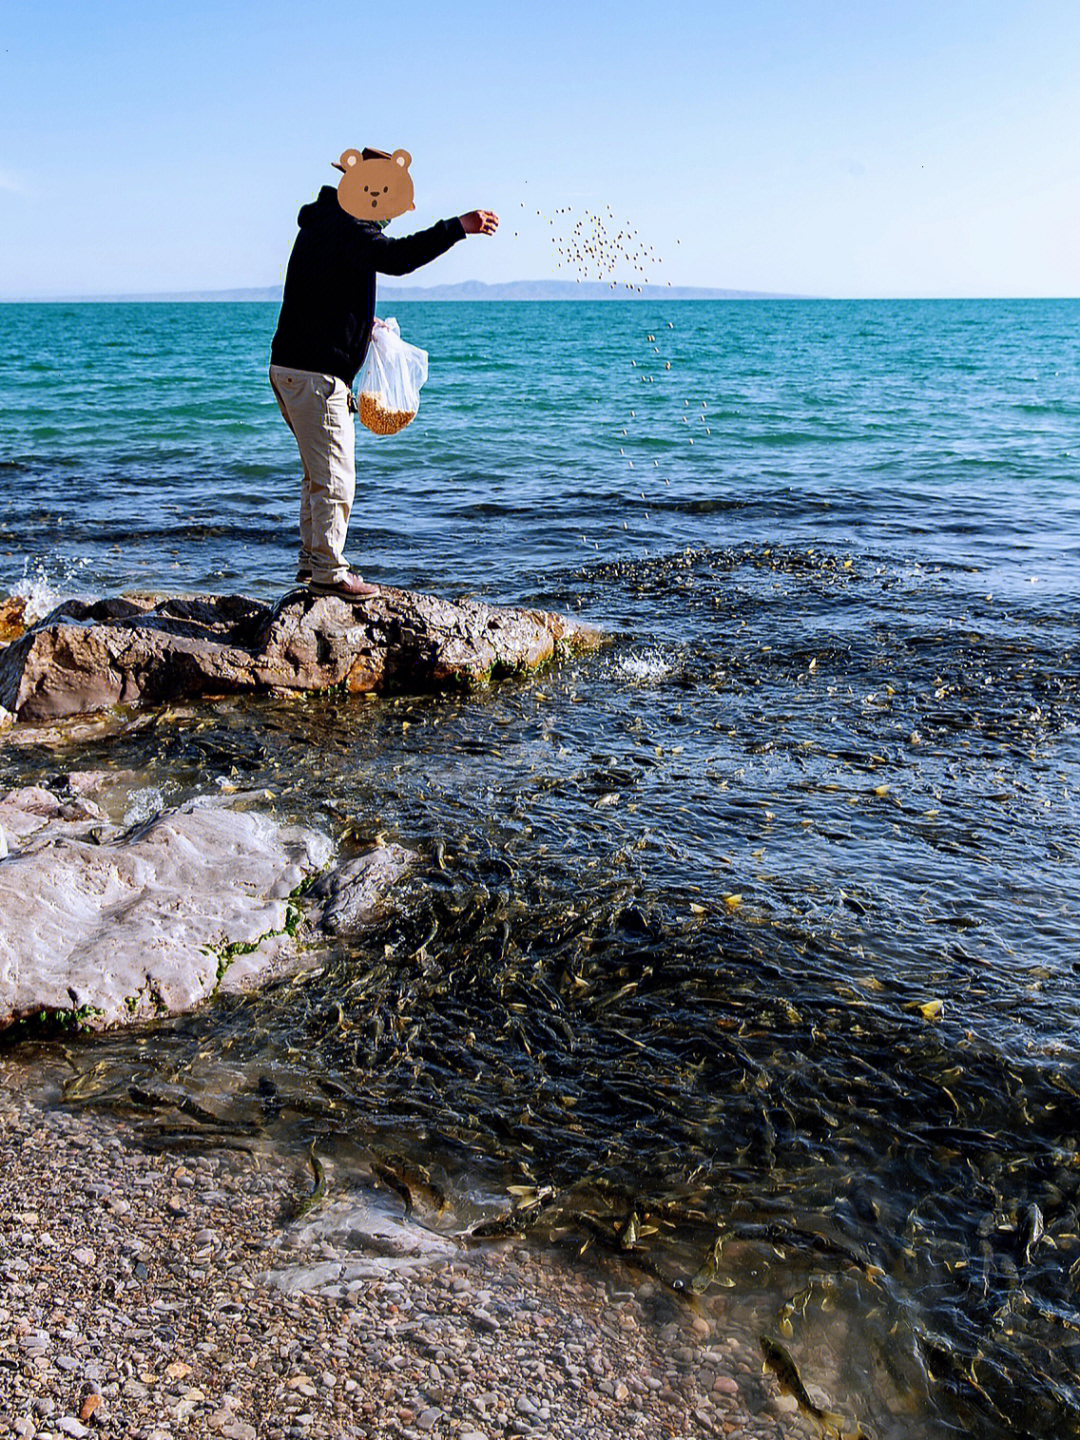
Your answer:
[308,573,380,599]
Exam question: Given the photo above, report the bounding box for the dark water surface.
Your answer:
[2,299,1079,1437]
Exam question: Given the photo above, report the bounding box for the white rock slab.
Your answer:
[0,796,333,1030]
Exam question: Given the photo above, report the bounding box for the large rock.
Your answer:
[0,786,413,1032]
[0,586,604,723]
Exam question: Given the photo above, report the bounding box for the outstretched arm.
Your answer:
[368,218,466,277]
[368,212,500,276]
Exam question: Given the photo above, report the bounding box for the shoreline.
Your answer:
[0,1055,786,1440]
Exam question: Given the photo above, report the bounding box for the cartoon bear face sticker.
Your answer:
[336,148,416,222]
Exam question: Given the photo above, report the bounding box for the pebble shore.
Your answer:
[1,1057,797,1440]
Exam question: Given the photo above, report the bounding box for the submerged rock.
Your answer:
[0,586,604,723]
[0,785,414,1032]
[261,1188,457,1294]
[303,846,418,936]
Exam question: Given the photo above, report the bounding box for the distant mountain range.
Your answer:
[7,280,809,304]
[381,280,809,301]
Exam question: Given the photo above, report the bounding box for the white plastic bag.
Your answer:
[356,317,428,435]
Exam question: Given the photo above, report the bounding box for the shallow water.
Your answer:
[2,299,1080,1437]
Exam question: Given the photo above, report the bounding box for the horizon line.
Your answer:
[1,281,1076,303]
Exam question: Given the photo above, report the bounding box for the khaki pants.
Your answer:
[269,365,355,584]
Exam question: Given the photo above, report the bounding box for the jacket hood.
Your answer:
[297,186,340,229]
[297,186,384,231]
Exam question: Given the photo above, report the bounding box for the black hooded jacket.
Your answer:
[270,187,465,385]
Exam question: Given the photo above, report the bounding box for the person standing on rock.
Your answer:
[270,146,498,599]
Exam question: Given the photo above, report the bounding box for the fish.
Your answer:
[759,1336,852,1437]
[1018,1202,1045,1267]
[372,1161,414,1217]
[619,1207,641,1250]
[689,1230,733,1292]
[292,1141,327,1220]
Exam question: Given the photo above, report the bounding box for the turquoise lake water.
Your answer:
[1,298,1079,1437]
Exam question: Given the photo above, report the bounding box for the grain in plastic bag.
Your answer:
[356,317,428,435]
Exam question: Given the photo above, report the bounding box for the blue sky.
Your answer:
[1,0,1077,298]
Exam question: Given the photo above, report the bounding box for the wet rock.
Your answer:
[304,846,417,936]
[0,795,332,1031]
[0,587,604,723]
[263,1189,458,1295]
[0,595,27,647]
[0,786,70,845]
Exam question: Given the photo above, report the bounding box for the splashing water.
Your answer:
[12,554,93,623]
